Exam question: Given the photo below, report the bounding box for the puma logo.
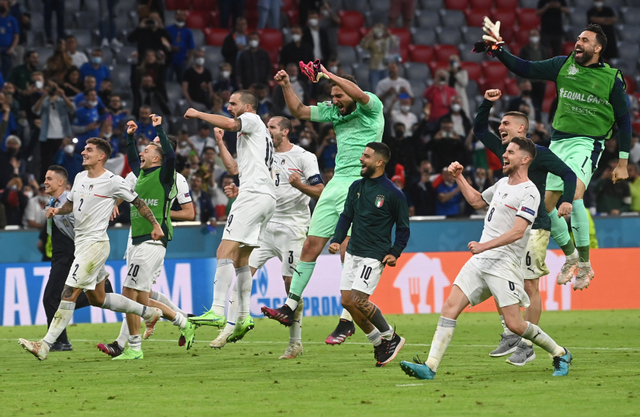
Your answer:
[533,331,542,340]
[527,267,535,273]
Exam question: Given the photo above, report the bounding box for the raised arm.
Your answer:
[449,162,487,209]
[273,70,311,120]
[214,127,238,175]
[125,120,141,176]
[474,90,507,157]
[288,173,324,200]
[320,64,370,106]
[184,108,242,132]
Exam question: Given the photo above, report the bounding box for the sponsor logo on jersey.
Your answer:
[502,193,508,199]
[521,206,536,216]
[568,63,579,76]
[89,185,94,191]
[375,195,385,208]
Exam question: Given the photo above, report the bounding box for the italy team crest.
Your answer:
[375,195,385,208]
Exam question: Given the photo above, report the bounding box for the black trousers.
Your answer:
[43,255,114,344]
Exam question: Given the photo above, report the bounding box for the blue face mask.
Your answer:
[91,57,102,65]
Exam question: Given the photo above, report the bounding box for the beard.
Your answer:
[360,164,375,178]
[574,49,594,65]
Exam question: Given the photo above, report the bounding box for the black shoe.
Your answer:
[261,305,294,326]
[376,332,406,367]
[96,341,124,357]
[50,341,73,351]
[325,319,356,345]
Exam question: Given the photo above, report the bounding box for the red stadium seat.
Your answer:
[545,81,557,98]
[633,122,640,135]
[267,47,280,65]
[481,61,509,81]
[445,0,469,10]
[490,9,516,28]
[543,96,555,113]
[507,42,524,56]
[504,77,520,96]
[186,11,212,29]
[460,62,482,81]
[245,0,259,9]
[562,41,574,56]
[470,0,493,8]
[285,10,299,26]
[390,28,412,49]
[204,28,228,46]
[477,77,505,94]
[516,8,540,31]
[281,0,294,12]
[495,0,518,8]
[464,9,487,27]
[337,29,361,47]
[338,10,365,29]
[428,61,449,77]
[515,30,530,45]
[245,9,259,29]
[166,0,189,10]
[624,75,636,94]
[434,44,459,62]
[408,44,434,63]
[192,0,217,11]
[258,28,283,50]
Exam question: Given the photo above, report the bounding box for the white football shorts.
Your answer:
[340,253,385,296]
[123,241,166,292]
[65,240,110,291]
[522,229,551,280]
[249,222,307,277]
[222,192,276,247]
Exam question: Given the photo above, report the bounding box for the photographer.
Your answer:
[422,116,468,173]
[127,12,172,65]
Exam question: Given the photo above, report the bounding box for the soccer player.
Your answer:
[261,66,385,345]
[97,116,197,360]
[479,22,631,289]
[19,138,165,361]
[211,116,324,359]
[328,142,410,367]
[400,138,573,380]
[475,89,577,365]
[186,91,277,335]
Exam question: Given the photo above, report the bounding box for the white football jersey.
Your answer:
[236,112,276,198]
[67,170,138,246]
[476,177,540,265]
[270,145,322,227]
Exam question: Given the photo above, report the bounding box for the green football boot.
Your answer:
[180,320,197,350]
[188,309,226,328]
[112,348,144,360]
[227,316,255,343]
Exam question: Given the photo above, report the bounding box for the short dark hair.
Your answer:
[272,116,292,133]
[47,165,68,181]
[584,23,607,54]
[87,137,112,160]
[202,146,217,154]
[233,89,259,111]
[510,137,537,161]
[503,111,530,131]
[331,74,358,86]
[366,142,391,163]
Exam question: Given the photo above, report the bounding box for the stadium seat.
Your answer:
[572,0,592,7]
[116,46,136,65]
[371,0,390,12]
[495,0,517,8]
[516,8,540,31]
[419,0,444,10]
[462,26,484,44]
[633,121,640,136]
[481,61,509,81]
[436,27,462,45]
[469,0,493,9]
[624,75,636,94]
[192,0,217,10]
[209,11,221,27]
[66,29,92,49]
[408,44,435,63]
[445,0,469,11]
[410,81,427,98]
[545,81,556,99]
[440,10,466,28]
[166,0,189,10]
[337,29,361,47]
[542,96,554,113]
[434,44,459,62]
[327,0,344,9]
[427,61,449,76]
[111,64,130,91]
[202,46,224,69]
[166,82,183,103]
[504,77,520,96]
[514,30,530,45]
[490,10,516,29]
[617,42,640,62]
[245,9,259,28]
[460,44,485,63]
[477,77,505,94]
[415,12,441,29]
[366,10,388,27]
[460,62,482,81]
[99,48,114,66]
[617,25,640,43]
[562,41,574,56]
[337,46,358,65]
[352,64,370,91]
[73,11,100,30]
[186,11,212,30]
[404,62,431,82]
[285,10,299,26]
[267,48,280,66]
[464,9,486,27]
[519,0,537,7]
[258,29,283,50]
[191,29,205,48]
[204,28,229,46]
[413,28,437,45]
[281,0,295,11]
[338,10,365,29]
[342,0,370,12]
[390,28,412,49]
[568,8,588,25]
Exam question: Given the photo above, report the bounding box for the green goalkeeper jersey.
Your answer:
[309,92,384,178]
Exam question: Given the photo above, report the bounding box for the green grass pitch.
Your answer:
[2,310,639,417]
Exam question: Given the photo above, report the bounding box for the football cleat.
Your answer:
[557,256,579,285]
[50,341,73,352]
[325,319,356,345]
[112,348,144,360]
[279,341,303,359]
[227,316,255,343]
[489,333,521,357]
[97,341,124,358]
[552,348,572,376]
[180,320,197,350]
[505,340,536,366]
[19,339,50,361]
[400,356,436,380]
[143,308,162,333]
[261,305,294,327]
[376,332,405,367]
[189,310,226,328]
[210,329,233,349]
[573,265,594,291]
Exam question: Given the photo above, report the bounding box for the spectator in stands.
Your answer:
[62,67,83,98]
[133,74,170,117]
[630,133,640,165]
[273,63,307,117]
[8,49,38,95]
[105,95,129,132]
[213,62,238,96]
[45,40,72,84]
[219,0,247,29]
[376,60,413,111]
[595,136,618,179]
[79,49,111,89]
[166,9,195,83]
[360,24,400,92]
[392,172,415,216]
[222,17,249,73]
[519,29,549,110]
[410,160,437,215]
[530,121,551,147]
[445,95,472,138]
[42,0,64,46]
[315,126,337,171]
[251,83,275,120]
[99,0,122,49]
[0,91,16,144]
[127,12,172,65]
[211,92,231,117]
[32,80,74,181]
[299,0,322,31]
[280,26,314,70]
[133,49,167,99]
[423,69,458,131]
[258,0,281,29]
[303,10,333,63]
[22,71,44,130]
[587,0,618,60]
[73,75,105,112]
[190,174,216,224]
[594,159,630,215]
[9,0,26,66]
[198,146,226,192]
[389,94,418,136]
[237,32,272,89]
[447,55,470,117]
[71,92,99,149]
[0,132,24,189]
[536,0,570,57]
[135,105,156,141]
[189,123,217,157]
[65,35,88,70]
[423,116,467,173]
[507,80,539,125]
[435,167,462,217]
[385,121,419,181]
[22,184,48,229]
[628,162,640,212]
[0,175,27,226]
[2,81,19,116]
[182,49,214,111]
[389,0,415,30]
[0,0,18,78]
[52,141,81,185]
[98,78,112,104]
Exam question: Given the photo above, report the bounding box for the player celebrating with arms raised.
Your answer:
[261,65,384,344]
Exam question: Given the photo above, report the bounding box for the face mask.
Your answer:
[195,57,205,66]
[521,89,532,96]
[35,80,43,89]
[329,65,338,73]
[88,100,98,107]
[530,36,540,44]
[175,21,185,28]
[374,28,384,38]
[138,145,147,153]
[438,78,446,85]
[451,104,461,112]
[64,144,75,154]
[104,132,113,139]
[400,105,411,113]
[300,137,310,147]
[24,191,33,198]
[594,1,603,8]
[249,40,259,48]
[308,18,318,27]
[221,70,230,79]
[179,141,188,148]
[91,57,102,65]
[292,33,302,43]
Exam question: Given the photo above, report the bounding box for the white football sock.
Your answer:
[128,334,142,351]
[426,317,456,372]
[211,259,234,316]
[522,322,565,357]
[171,313,186,329]
[116,319,129,349]
[43,301,75,346]
[284,297,298,311]
[290,298,303,342]
[223,282,238,333]
[235,266,252,321]
[366,328,382,347]
[102,293,144,316]
[151,291,187,317]
[340,309,353,321]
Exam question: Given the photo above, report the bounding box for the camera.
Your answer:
[145,19,156,28]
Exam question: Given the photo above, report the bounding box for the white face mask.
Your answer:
[321,9,330,17]
[451,104,461,112]
[175,21,185,28]
[195,57,205,66]
[35,80,43,89]
[221,70,231,79]
[104,132,113,138]
[374,28,384,38]
[249,39,259,48]
[329,65,338,73]
[24,191,33,198]
[300,137,310,147]
[400,105,411,113]
[88,100,98,107]
[530,36,540,44]
[291,34,302,43]
[308,18,318,27]
[64,144,75,154]
[594,1,603,8]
